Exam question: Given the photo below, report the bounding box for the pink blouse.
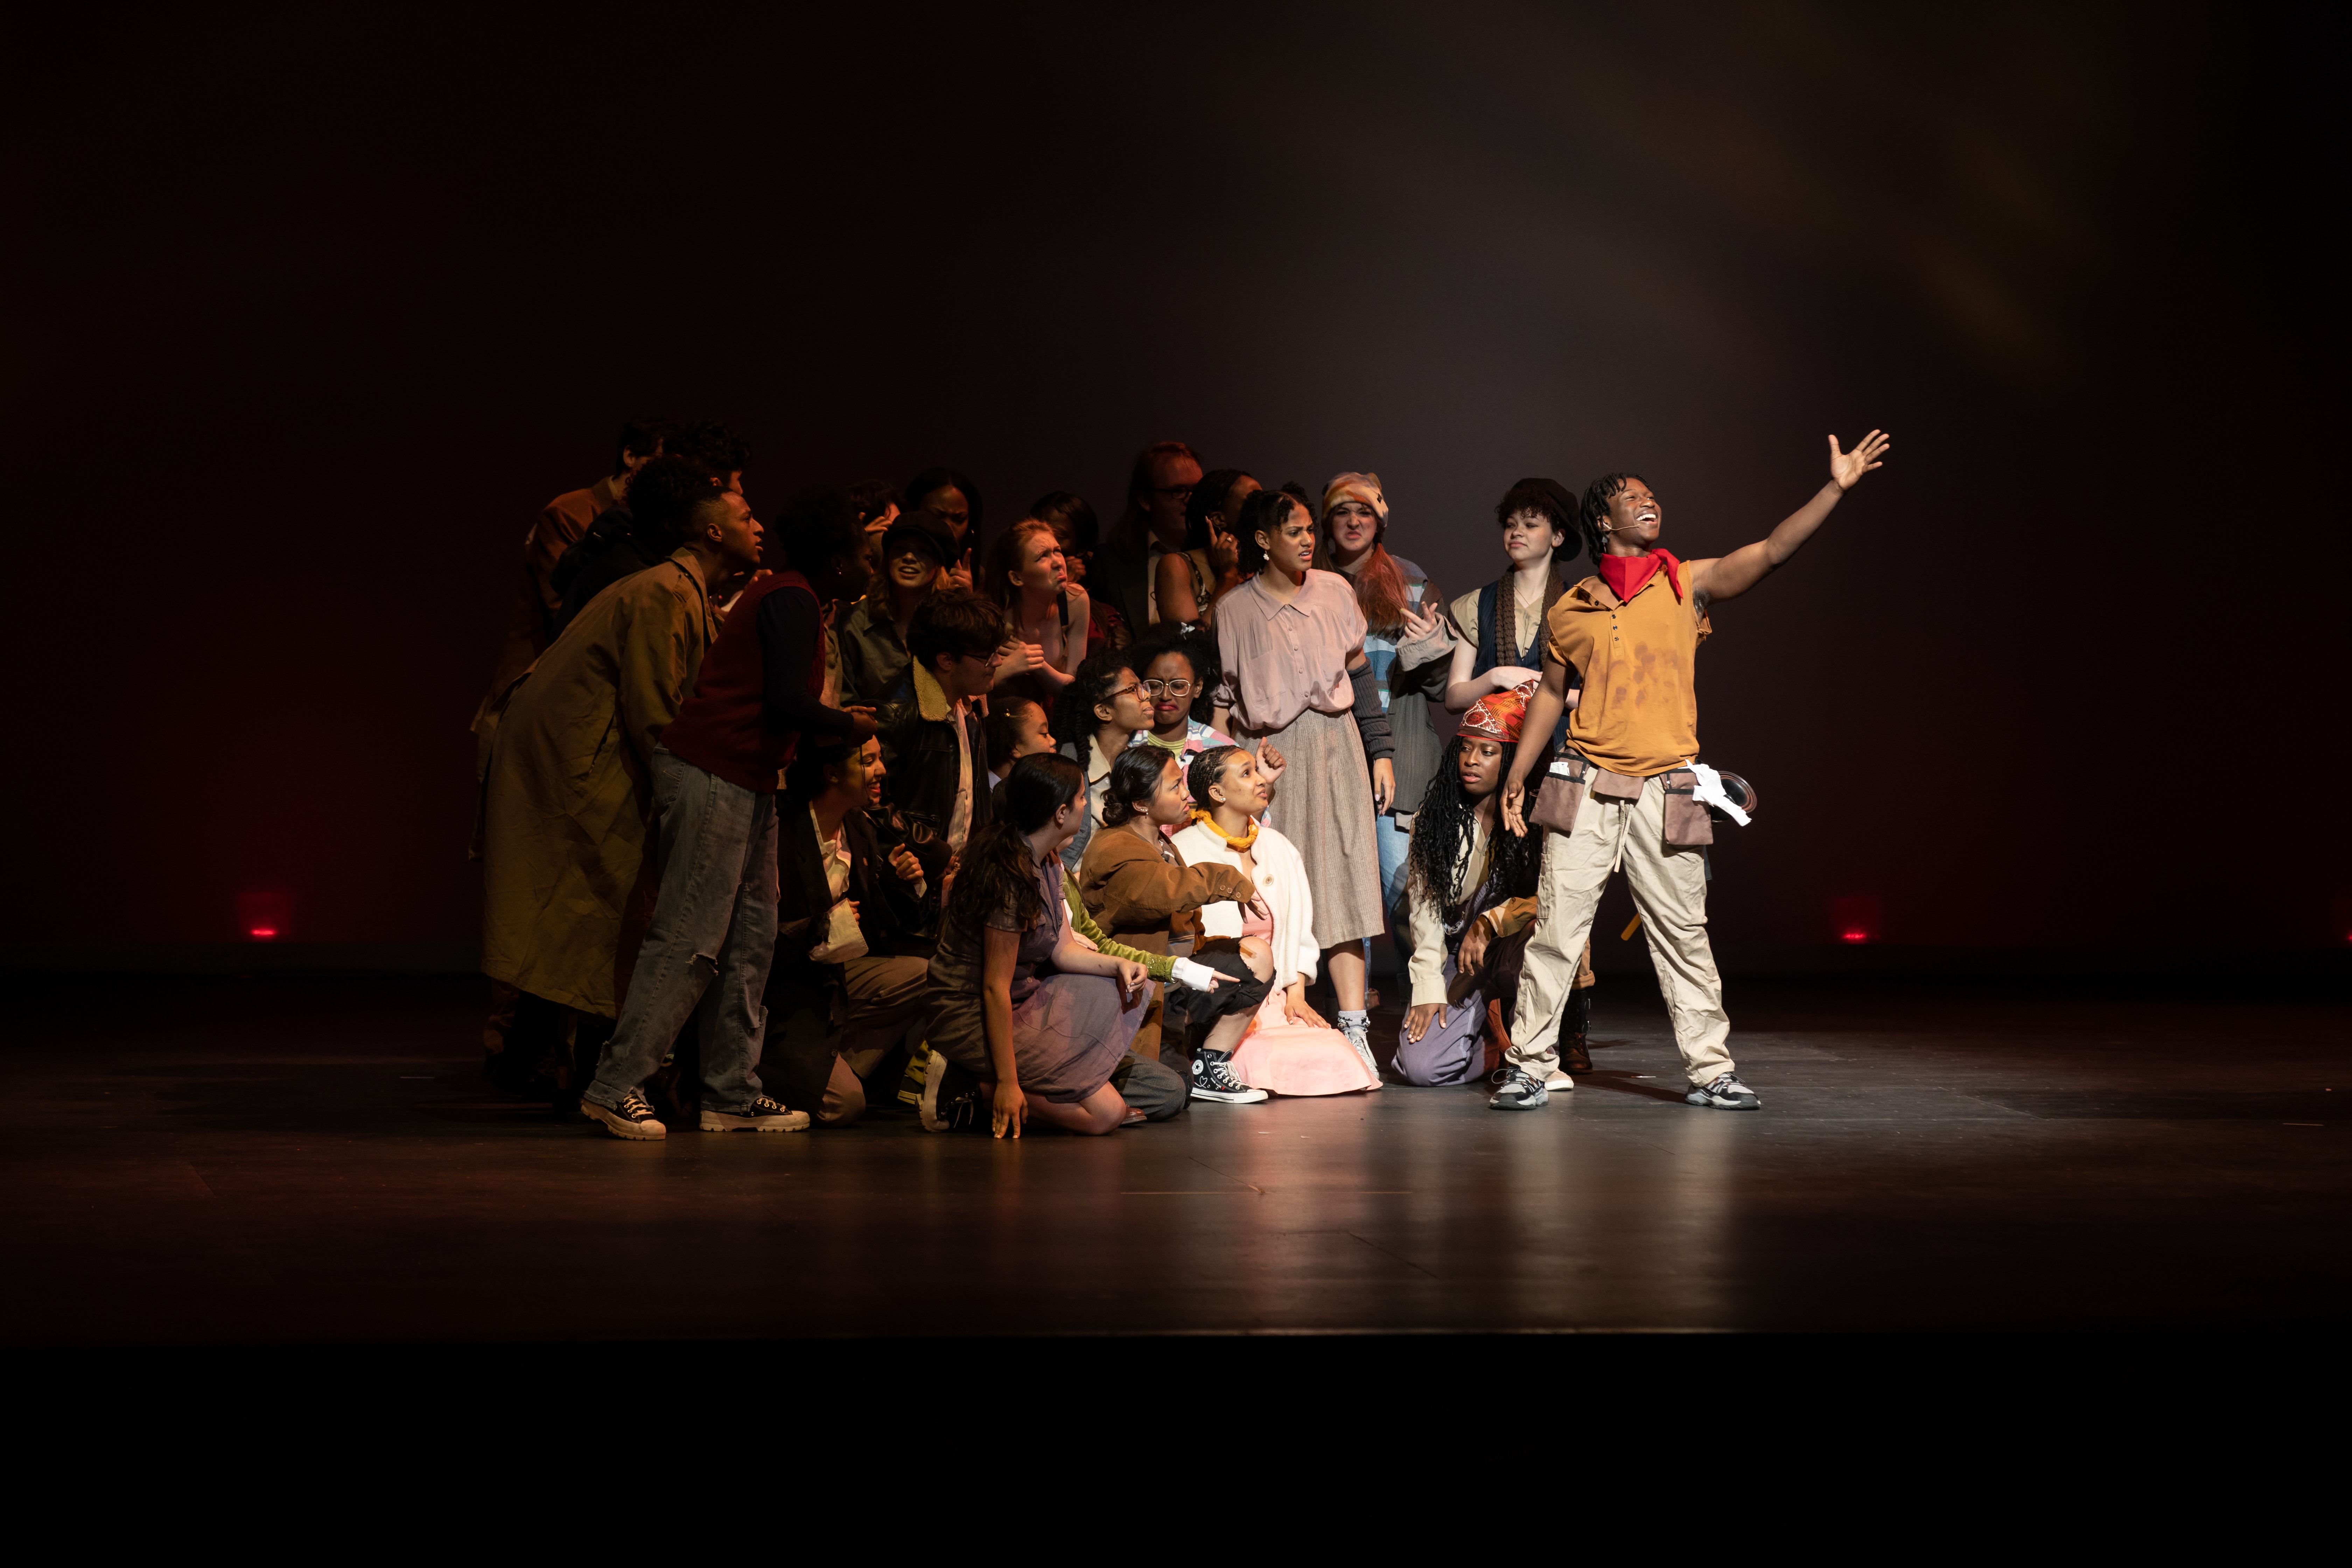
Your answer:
[1210,570,1367,734]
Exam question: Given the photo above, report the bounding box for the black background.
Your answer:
[3,1,2339,951]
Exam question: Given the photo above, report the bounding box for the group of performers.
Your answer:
[471,424,1890,1138]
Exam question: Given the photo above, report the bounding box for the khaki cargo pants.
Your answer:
[1507,773,1732,1088]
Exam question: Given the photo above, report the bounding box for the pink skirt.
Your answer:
[1230,1020,1378,1097]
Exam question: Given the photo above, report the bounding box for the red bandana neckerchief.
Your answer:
[1596,548,1684,604]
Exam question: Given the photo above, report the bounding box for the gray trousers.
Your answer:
[1112,1052,1187,1121]
[586,749,780,1115]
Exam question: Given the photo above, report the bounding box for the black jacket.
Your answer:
[550,500,668,638]
[874,662,992,889]
[772,802,927,992]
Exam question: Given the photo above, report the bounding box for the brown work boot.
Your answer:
[1562,987,1594,1073]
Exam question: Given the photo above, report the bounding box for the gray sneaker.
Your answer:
[1488,1065,1548,1111]
[1685,1072,1760,1111]
[1340,1022,1382,1090]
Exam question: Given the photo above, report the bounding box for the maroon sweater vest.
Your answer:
[660,570,820,792]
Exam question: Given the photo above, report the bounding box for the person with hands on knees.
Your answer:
[1172,745,1379,1096]
[915,754,1177,1138]
[1079,745,1273,1094]
[577,483,878,1140]
[1209,488,1392,1075]
[1394,678,1562,1090]
[1493,430,1893,1113]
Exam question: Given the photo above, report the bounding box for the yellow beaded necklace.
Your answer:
[1190,806,1259,852]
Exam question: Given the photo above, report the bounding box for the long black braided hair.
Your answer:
[1404,734,1550,925]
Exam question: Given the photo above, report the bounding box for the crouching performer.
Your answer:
[1393,678,1562,1089]
[917,753,1185,1137]
[1172,746,1381,1096]
[764,736,933,1126]
[1079,746,1274,1104]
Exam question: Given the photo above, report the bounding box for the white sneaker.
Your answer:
[583,1088,666,1141]
[1340,1023,1382,1090]
[1543,1068,1577,1094]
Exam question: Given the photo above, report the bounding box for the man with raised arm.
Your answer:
[1490,430,1892,1112]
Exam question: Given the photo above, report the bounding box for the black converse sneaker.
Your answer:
[919,1056,984,1133]
[1488,1065,1548,1111]
[1685,1072,1761,1111]
[582,1088,667,1140]
[699,1095,811,1133]
[1190,1051,1268,1104]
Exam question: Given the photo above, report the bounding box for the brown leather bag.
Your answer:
[1661,768,1715,847]
[1531,757,1587,836]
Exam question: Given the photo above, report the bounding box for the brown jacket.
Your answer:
[1077,824,1255,957]
[475,475,621,730]
[478,548,717,1016]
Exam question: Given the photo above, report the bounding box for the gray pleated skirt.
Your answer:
[1251,705,1385,951]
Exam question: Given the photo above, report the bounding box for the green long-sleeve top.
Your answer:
[1063,873,1173,981]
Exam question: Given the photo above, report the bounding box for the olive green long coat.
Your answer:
[478,550,718,1017]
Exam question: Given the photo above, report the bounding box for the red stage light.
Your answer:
[1829,894,1883,945]
[237,891,292,942]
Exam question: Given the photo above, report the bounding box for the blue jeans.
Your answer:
[1364,812,1416,977]
[586,749,780,1115]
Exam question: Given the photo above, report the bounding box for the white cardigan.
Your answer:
[1169,819,1321,994]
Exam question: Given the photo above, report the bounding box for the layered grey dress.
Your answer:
[922,852,1146,1103]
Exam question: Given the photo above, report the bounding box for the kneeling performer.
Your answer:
[1394,678,1555,1089]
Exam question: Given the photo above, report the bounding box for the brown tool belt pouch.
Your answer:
[1531,756,1588,837]
[1660,767,1715,847]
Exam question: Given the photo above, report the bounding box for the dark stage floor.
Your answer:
[4,972,2346,1344]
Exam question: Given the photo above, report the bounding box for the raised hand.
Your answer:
[1399,602,1441,643]
[1207,515,1239,575]
[1829,429,1891,492]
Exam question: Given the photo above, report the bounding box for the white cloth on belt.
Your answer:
[1686,761,1749,827]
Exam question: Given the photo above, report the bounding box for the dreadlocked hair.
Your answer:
[1406,735,1550,925]
[1578,472,1649,564]
[944,752,1085,939]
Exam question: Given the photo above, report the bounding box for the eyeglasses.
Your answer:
[1149,484,1196,502]
[1104,681,1142,702]
[1141,678,1196,697]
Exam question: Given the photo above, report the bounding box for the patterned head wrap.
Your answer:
[1460,676,1540,743]
[1320,472,1386,525]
